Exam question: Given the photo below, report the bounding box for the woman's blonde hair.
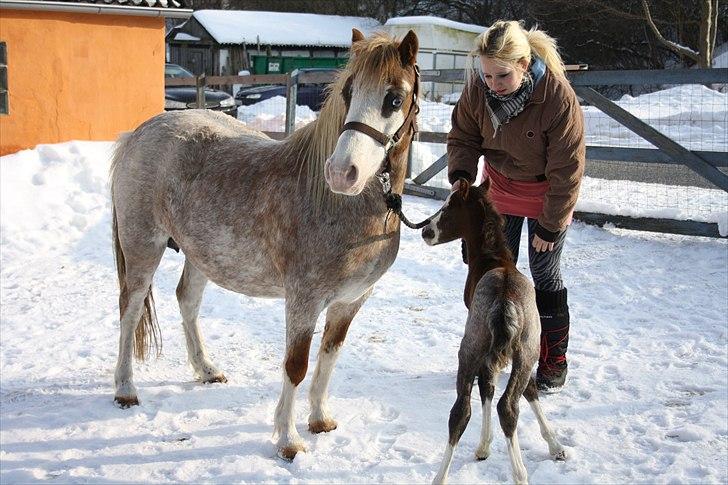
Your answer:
[466,20,565,84]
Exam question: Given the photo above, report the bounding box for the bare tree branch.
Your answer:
[641,0,700,61]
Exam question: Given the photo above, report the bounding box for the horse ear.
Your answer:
[458,178,470,200]
[480,177,491,192]
[398,30,419,66]
[352,28,365,44]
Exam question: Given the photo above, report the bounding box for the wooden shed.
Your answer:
[0,0,191,156]
[166,10,380,77]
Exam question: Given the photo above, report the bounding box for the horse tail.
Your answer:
[487,278,520,369]
[111,138,161,362]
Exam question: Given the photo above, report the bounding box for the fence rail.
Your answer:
[167,68,728,238]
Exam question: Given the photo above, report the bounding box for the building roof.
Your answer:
[37,0,186,8]
[189,10,381,47]
[0,0,192,17]
[385,16,485,35]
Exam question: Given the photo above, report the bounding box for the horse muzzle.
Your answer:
[324,158,363,195]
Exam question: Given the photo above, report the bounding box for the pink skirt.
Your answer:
[483,163,571,224]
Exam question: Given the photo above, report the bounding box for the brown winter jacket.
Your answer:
[447,68,585,236]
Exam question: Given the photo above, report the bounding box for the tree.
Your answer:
[642,0,719,67]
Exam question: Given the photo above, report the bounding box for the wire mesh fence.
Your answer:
[409,68,728,236]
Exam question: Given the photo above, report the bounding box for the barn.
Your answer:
[0,0,191,156]
[166,10,381,77]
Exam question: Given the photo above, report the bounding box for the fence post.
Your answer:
[285,69,299,136]
[195,73,206,109]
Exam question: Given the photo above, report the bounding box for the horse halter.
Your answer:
[338,66,430,230]
[339,64,421,187]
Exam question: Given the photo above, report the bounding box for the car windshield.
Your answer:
[165,64,194,78]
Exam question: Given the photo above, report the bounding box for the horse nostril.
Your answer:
[422,227,434,240]
[345,165,358,184]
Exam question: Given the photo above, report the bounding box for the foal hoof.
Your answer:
[202,373,228,384]
[308,418,338,434]
[475,446,491,461]
[553,449,567,461]
[114,395,139,408]
[277,443,306,461]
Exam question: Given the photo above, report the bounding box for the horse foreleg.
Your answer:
[308,288,372,434]
[176,259,226,384]
[274,298,321,461]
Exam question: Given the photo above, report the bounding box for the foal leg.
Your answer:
[274,296,322,460]
[475,364,496,460]
[433,343,482,484]
[497,358,532,485]
[114,238,166,407]
[308,289,372,434]
[176,259,226,384]
[523,377,566,460]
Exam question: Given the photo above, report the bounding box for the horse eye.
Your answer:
[392,97,403,109]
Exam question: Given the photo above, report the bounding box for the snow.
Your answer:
[386,16,485,35]
[1,71,727,483]
[192,10,381,47]
[1,135,727,483]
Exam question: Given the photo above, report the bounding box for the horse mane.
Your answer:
[279,32,407,212]
[472,186,513,265]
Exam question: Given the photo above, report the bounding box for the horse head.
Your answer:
[422,178,500,246]
[324,29,420,195]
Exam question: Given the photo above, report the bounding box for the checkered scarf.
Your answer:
[481,58,545,136]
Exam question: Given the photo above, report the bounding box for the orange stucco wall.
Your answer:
[0,10,166,156]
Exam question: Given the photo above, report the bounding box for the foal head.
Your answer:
[421,178,504,248]
[324,29,419,195]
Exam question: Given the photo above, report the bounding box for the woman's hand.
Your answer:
[532,234,555,252]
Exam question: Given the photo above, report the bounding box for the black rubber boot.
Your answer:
[535,288,570,393]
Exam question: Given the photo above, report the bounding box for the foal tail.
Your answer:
[111,190,161,362]
[487,298,520,370]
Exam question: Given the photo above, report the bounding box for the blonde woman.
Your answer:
[448,20,585,393]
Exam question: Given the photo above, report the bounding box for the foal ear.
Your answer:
[398,30,419,66]
[457,178,471,200]
[352,28,365,44]
[480,177,491,192]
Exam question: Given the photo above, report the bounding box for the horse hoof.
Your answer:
[475,448,490,461]
[553,449,567,461]
[202,373,228,384]
[277,443,306,461]
[114,395,139,408]
[308,418,337,434]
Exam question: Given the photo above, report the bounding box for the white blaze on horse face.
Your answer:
[421,193,451,245]
[326,81,411,195]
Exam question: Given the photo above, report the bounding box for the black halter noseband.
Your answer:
[339,65,433,230]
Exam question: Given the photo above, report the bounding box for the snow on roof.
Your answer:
[174,32,200,41]
[193,10,381,47]
[385,16,485,35]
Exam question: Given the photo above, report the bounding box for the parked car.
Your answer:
[235,68,338,112]
[164,63,237,117]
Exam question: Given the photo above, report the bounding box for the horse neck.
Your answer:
[463,220,514,306]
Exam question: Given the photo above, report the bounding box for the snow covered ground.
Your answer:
[1,141,727,483]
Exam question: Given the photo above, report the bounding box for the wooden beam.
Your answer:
[573,86,728,192]
[574,211,725,238]
[412,153,448,185]
[568,68,726,86]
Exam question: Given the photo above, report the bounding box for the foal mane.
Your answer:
[279,32,408,212]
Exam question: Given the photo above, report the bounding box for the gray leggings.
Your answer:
[503,215,566,292]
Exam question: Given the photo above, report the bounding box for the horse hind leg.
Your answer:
[497,357,532,485]
[475,363,496,460]
[113,220,166,407]
[176,258,226,384]
[308,288,372,434]
[433,338,483,484]
[523,377,566,460]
